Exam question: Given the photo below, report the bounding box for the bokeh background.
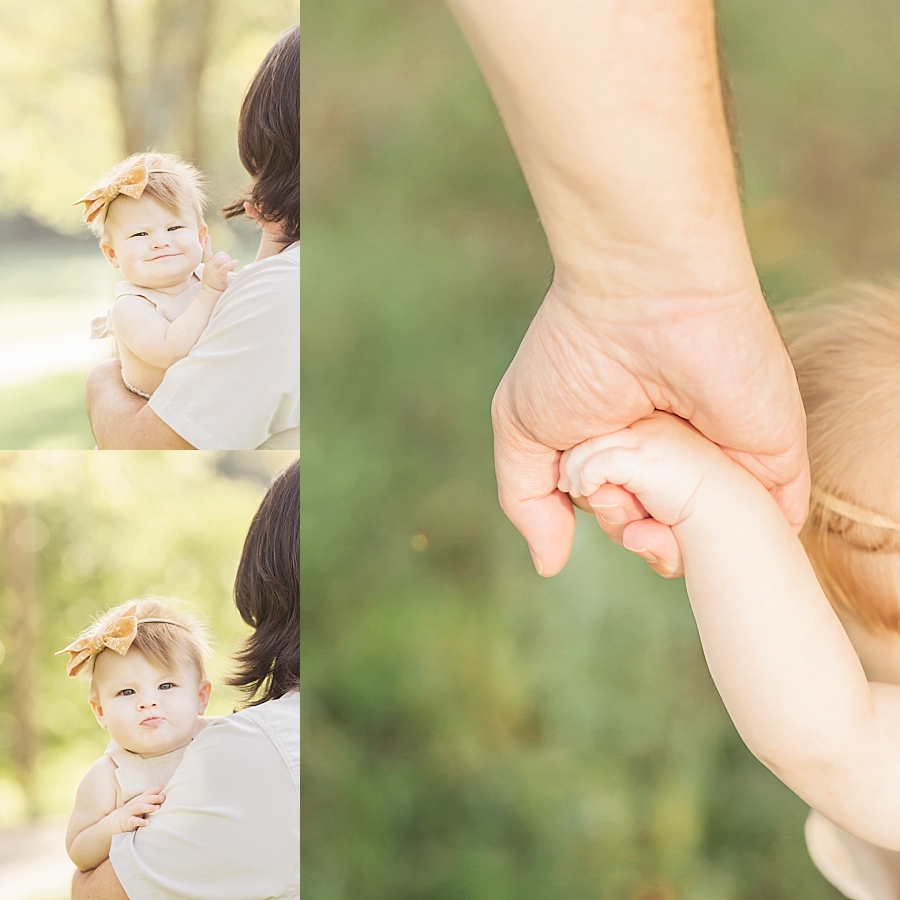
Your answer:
[0,449,297,900]
[303,1,900,898]
[0,0,299,448]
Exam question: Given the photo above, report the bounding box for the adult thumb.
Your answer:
[493,418,575,576]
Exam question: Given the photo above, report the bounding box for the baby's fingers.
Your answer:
[567,445,640,500]
[129,800,163,816]
[560,432,640,497]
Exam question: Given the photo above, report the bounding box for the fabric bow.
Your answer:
[73,157,149,224]
[56,604,140,677]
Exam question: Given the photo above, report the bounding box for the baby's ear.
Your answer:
[197,680,212,715]
[89,698,107,730]
[100,242,120,269]
[197,223,208,243]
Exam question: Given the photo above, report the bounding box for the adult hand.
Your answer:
[447,0,809,576]
[494,280,808,577]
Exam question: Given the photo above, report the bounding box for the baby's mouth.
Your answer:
[141,716,164,727]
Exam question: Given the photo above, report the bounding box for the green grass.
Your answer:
[0,371,94,449]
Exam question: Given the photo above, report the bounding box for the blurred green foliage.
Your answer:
[302,0,900,896]
[0,450,297,825]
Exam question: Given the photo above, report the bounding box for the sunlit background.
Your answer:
[0,0,299,448]
[0,450,296,900]
[302,1,900,897]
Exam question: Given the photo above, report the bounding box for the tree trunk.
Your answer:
[101,0,216,164]
[4,502,40,820]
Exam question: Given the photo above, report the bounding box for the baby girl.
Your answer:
[57,598,213,872]
[75,152,238,398]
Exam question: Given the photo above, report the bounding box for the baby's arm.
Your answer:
[111,237,238,370]
[66,756,166,871]
[560,413,900,850]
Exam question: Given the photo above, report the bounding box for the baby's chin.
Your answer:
[113,727,196,759]
[123,258,200,291]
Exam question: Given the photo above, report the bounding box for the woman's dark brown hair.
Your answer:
[228,458,299,706]
[222,25,299,244]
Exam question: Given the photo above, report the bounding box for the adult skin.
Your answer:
[446,0,808,577]
[86,25,300,451]
[71,458,300,900]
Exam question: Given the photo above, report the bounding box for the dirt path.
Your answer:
[0,817,74,900]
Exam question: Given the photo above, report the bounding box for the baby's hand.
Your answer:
[114,786,166,833]
[201,235,239,293]
[558,412,731,530]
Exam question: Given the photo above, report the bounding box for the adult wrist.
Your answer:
[543,268,766,335]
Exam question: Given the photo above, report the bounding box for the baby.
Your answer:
[57,598,212,872]
[76,152,238,399]
[559,286,900,897]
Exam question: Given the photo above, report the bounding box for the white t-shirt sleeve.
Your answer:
[110,696,300,900]
[149,244,299,450]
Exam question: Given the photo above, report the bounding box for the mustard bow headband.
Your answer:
[73,156,150,225]
[55,604,189,677]
[811,486,900,532]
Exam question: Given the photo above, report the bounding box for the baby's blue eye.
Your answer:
[130,232,148,238]
[167,225,184,232]
[119,688,135,696]
[158,682,174,690]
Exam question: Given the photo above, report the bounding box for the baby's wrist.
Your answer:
[197,284,225,301]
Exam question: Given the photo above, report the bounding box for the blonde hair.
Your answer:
[84,151,207,239]
[75,597,210,684]
[782,285,900,632]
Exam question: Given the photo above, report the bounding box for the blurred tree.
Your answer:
[0,0,298,233]
[102,0,215,163]
[2,497,39,819]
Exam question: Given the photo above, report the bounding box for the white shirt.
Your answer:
[110,692,300,900]
[149,243,299,450]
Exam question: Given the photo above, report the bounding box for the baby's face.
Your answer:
[90,647,210,757]
[100,193,206,291]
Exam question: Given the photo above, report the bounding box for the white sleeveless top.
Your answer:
[105,716,213,804]
[105,740,189,806]
[90,270,203,340]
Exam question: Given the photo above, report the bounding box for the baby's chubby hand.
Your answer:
[114,785,166,833]
[201,235,239,293]
[559,412,734,533]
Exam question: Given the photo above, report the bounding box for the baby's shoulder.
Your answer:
[82,753,117,784]
[73,754,118,813]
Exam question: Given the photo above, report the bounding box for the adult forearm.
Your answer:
[446,0,756,301]
[71,859,130,900]
[85,360,194,449]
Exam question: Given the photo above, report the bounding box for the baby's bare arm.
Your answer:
[67,757,165,871]
[562,413,900,849]
[111,289,219,371]
[111,237,238,371]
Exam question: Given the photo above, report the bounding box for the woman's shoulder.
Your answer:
[225,242,299,294]
[197,694,298,750]
[181,694,299,794]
